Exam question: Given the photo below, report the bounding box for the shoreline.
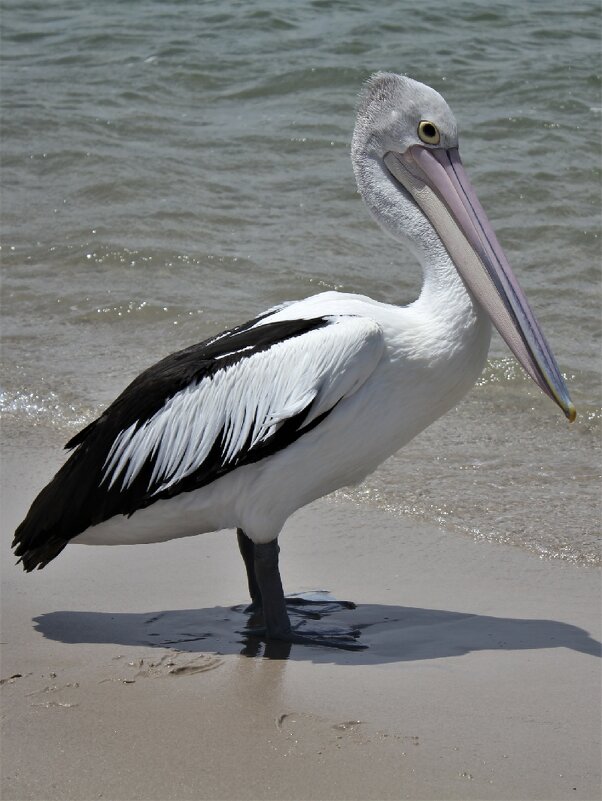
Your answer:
[1,423,600,800]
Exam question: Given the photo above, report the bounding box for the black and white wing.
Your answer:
[13,313,384,569]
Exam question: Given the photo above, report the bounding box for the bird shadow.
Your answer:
[32,595,601,665]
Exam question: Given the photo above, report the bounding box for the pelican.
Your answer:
[13,73,575,649]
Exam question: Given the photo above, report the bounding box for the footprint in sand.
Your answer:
[132,652,225,679]
[26,678,81,709]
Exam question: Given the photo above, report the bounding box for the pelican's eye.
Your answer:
[417,120,440,145]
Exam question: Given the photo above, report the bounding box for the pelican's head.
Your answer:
[352,72,458,159]
[352,72,575,422]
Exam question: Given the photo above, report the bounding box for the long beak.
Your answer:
[384,145,576,422]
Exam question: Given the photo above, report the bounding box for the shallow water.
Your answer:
[1,0,600,564]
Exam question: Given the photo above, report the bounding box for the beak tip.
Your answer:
[565,402,577,423]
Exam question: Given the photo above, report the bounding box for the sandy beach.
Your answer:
[1,424,600,801]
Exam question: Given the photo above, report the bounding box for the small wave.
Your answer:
[333,485,601,567]
[476,356,578,391]
[475,356,527,386]
[0,389,94,431]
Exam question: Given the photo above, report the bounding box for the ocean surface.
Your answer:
[1,0,600,565]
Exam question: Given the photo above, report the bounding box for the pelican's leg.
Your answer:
[252,540,293,640]
[246,538,365,650]
[237,528,262,609]
[237,528,356,616]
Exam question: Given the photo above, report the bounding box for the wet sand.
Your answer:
[1,425,600,800]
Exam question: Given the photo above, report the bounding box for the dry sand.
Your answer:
[1,425,600,801]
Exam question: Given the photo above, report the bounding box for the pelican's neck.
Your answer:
[353,150,488,333]
[413,237,477,323]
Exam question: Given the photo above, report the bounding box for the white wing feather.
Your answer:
[102,316,384,495]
